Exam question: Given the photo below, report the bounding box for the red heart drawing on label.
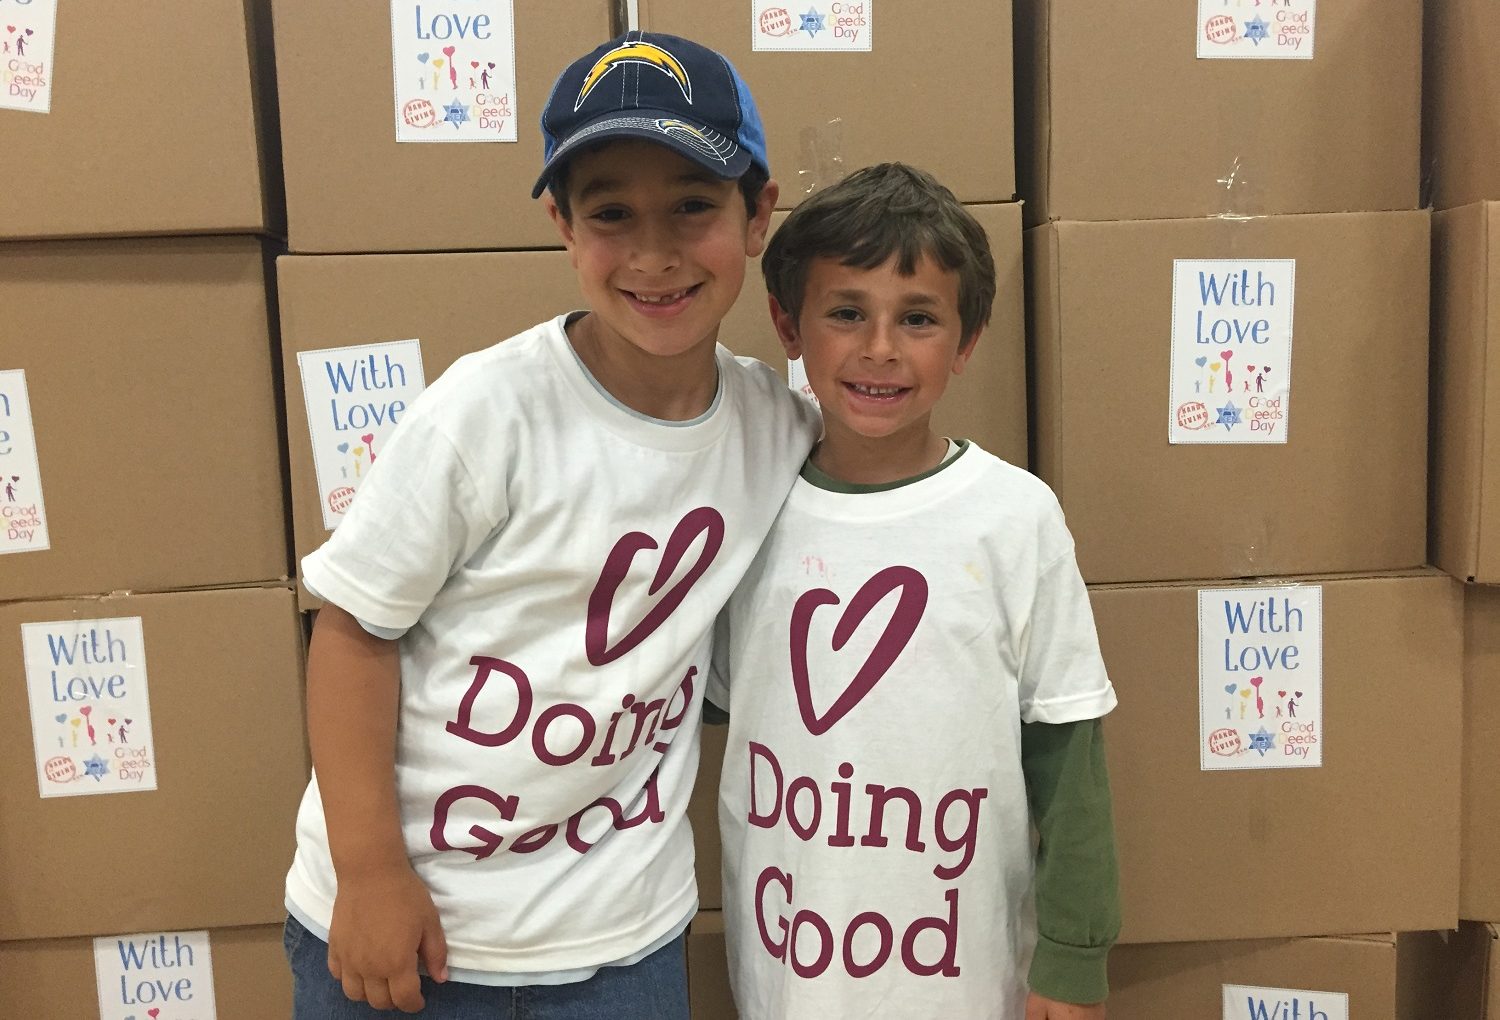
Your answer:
[1277,691,1287,698]
[790,565,928,736]
[470,60,480,68]
[5,26,14,33]
[360,432,375,445]
[442,45,456,57]
[149,1010,160,1019]
[107,718,117,725]
[586,507,724,665]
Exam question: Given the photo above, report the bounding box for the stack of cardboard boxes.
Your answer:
[1016,0,1471,1014]
[1428,0,1500,1014]
[0,2,306,1015]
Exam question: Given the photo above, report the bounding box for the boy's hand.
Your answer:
[1025,992,1105,1020]
[327,864,449,1013]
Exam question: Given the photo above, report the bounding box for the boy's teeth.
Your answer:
[851,383,902,396]
[633,288,688,304]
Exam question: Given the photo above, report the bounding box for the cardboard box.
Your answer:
[0,586,308,942]
[638,0,1015,207]
[1424,2,1500,212]
[1111,932,1462,1019]
[0,923,290,1019]
[690,722,727,910]
[0,237,290,603]
[1095,571,1463,944]
[1014,0,1421,224]
[277,250,585,605]
[1431,204,1500,584]
[1462,584,1500,920]
[272,2,612,253]
[1027,210,1430,584]
[719,202,1027,468]
[687,910,735,1020]
[0,0,282,240]
[1446,923,1500,1020]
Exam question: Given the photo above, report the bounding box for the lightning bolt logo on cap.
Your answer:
[575,41,693,112]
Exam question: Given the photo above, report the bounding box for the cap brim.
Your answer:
[531,108,752,199]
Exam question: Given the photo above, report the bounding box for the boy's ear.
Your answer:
[544,194,578,259]
[769,294,803,360]
[745,178,780,258]
[952,328,984,375]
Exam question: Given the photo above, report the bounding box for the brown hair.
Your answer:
[763,163,996,343]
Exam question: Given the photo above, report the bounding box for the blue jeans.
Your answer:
[284,916,689,1019]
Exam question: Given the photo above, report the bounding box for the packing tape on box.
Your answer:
[793,119,847,201]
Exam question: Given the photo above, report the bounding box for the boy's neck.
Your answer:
[810,425,949,486]
[565,313,719,421]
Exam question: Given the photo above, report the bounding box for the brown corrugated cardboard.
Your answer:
[719,202,1027,468]
[1027,211,1430,585]
[0,586,308,941]
[638,0,1015,207]
[276,250,585,606]
[0,923,289,1018]
[1462,584,1500,920]
[1014,0,1421,225]
[0,237,290,602]
[687,910,735,1020]
[1424,2,1500,212]
[0,1,282,240]
[1095,571,1462,944]
[1112,933,1456,1019]
[690,722,727,910]
[272,3,611,253]
[1431,204,1500,584]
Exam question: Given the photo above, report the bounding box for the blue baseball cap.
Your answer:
[532,31,769,200]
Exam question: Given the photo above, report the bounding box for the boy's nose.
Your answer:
[629,219,681,274]
[860,322,899,361]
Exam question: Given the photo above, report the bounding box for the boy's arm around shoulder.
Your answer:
[307,605,449,1014]
[1022,717,1119,1011]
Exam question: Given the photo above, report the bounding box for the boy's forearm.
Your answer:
[1021,718,1120,1004]
[307,604,410,876]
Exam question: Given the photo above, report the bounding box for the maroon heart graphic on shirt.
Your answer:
[487,62,496,69]
[790,566,928,736]
[24,27,33,35]
[586,507,725,665]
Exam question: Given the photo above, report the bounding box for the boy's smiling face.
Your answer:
[547,139,776,365]
[775,253,977,468]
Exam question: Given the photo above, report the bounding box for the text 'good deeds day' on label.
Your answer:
[298,339,427,531]
[0,369,50,554]
[1198,0,1315,60]
[754,0,871,52]
[0,0,58,113]
[23,617,159,798]
[94,930,218,1020]
[391,0,517,141]
[1199,586,1323,772]
[1170,259,1295,445]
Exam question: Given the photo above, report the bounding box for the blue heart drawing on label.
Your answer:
[54,713,67,723]
[1195,356,1208,367]
[337,442,350,453]
[417,51,430,63]
[1224,683,1236,694]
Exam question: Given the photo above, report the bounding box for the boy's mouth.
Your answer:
[622,284,701,313]
[843,381,910,402]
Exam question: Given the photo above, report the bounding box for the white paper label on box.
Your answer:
[787,358,819,406]
[298,340,426,531]
[0,0,58,114]
[0,369,50,555]
[94,930,218,1020]
[1199,586,1322,771]
[1170,259,1295,445]
[1198,0,1315,60]
[23,616,159,798]
[1223,984,1347,1020]
[390,0,517,142]
[753,1,872,52]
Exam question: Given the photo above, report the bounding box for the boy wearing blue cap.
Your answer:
[281,33,819,1017]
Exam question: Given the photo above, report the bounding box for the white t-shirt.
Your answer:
[286,314,820,977]
[714,443,1116,1020]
